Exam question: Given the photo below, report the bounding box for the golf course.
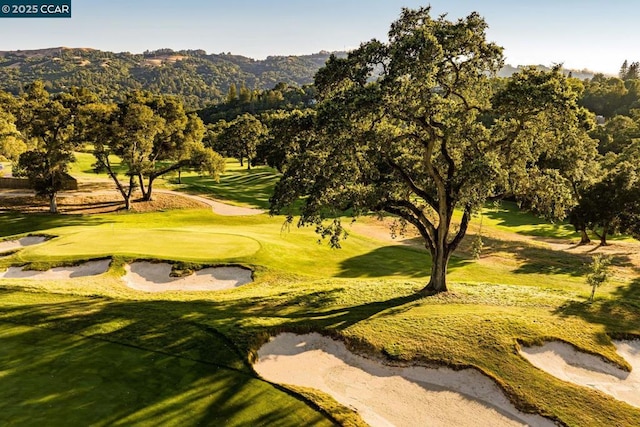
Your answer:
[2,4,640,425]
[0,160,639,426]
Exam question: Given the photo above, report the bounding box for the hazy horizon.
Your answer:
[0,0,636,76]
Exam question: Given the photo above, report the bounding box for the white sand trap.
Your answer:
[521,340,640,407]
[0,236,46,254]
[255,333,554,427]
[0,259,111,280]
[123,261,253,292]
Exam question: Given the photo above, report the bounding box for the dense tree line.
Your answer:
[0,83,224,212]
[197,83,315,124]
[0,48,340,109]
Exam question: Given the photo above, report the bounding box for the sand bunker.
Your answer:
[0,259,110,280]
[123,261,253,292]
[520,340,640,407]
[0,236,46,254]
[255,333,554,427]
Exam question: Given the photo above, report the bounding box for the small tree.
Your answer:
[218,114,267,170]
[587,254,612,302]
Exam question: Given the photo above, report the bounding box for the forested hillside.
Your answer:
[0,47,599,111]
[0,47,343,109]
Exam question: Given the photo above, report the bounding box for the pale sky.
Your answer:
[0,0,636,75]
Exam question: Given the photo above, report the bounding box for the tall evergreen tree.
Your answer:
[619,60,629,80]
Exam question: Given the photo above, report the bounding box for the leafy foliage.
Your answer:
[572,161,640,245]
[270,6,596,294]
[198,83,316,123]
[79,90,225,208]
[12,82,92,212]
[587,254,612,302]
[213,114,267,170]
[0,48,342,109]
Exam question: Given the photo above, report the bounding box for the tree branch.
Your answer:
[447,205,472,252]
[384,154,439,210]
[387,198,437,241]
[384,205,435,253]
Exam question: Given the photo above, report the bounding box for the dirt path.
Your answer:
[0,188,264,216]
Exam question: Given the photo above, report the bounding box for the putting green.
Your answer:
[23,229,261,262]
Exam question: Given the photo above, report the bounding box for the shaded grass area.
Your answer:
[0,293,336,427]
[483,201,633,242]
[1,278,639,427]
[170,160,280,209]
[482,201,576,238]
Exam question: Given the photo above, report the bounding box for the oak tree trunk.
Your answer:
[600,224,609,246]
[421,246,450,295]
[579,228,591,245]
[49,193,58,213]
[142,176,155,201]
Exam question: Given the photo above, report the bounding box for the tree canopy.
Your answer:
[13,82,92,212]
[81,91,224,209]
[270,6,596,294]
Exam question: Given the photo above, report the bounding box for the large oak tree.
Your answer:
[270,7,595,294]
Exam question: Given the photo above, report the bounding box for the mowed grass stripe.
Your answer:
[0,322,334,427]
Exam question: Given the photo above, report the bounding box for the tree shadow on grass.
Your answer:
[337,245,471,279]
[0,291,335,426]
[553,277,640,336]
[0,285,426,425]
[179,171,276,210]
[460,232,633,278]
[0,212,107,238]
[482,202,575,238]
[336,231,623,280]
[279,293,424,332]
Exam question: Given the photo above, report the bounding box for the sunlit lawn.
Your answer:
[1,163,639,426]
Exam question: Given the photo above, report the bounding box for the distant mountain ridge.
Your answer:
[0,47,597,108]
[0,47,345,108]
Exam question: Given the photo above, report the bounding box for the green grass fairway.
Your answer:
[171,160,280,209]
[0,307,333,426]
[1,175,639,426]
[70,151,125,181]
